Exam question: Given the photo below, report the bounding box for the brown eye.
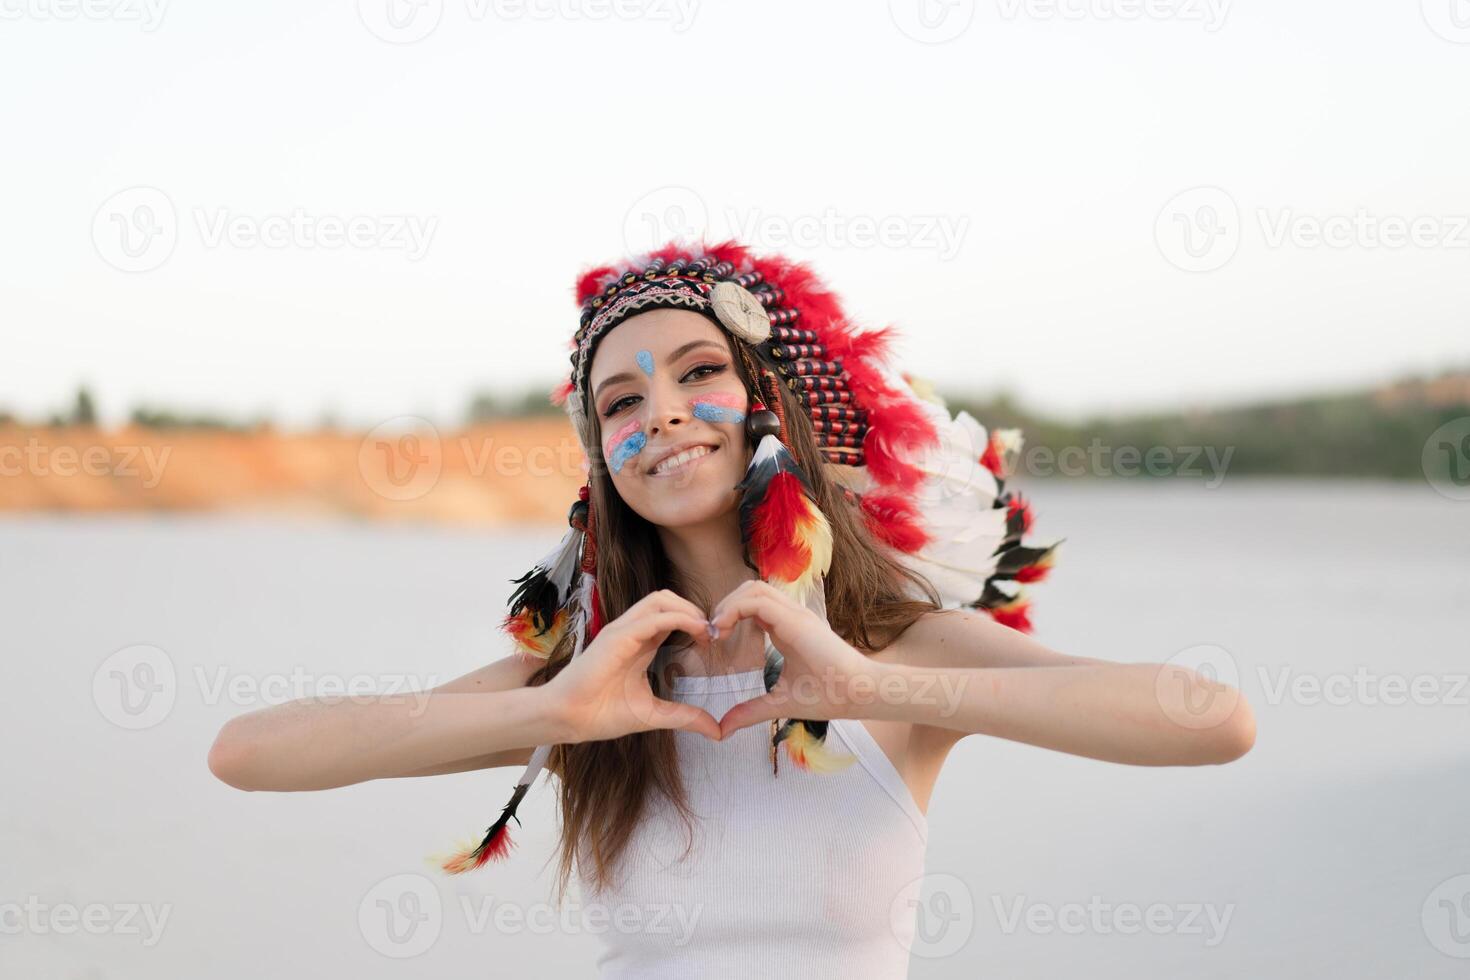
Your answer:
[603,394,640,418]
[681,363,726,384]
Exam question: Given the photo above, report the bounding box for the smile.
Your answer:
[648,444,718,477]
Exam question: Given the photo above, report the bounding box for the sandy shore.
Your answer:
[0,420,586,525]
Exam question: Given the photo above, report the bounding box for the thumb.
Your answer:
[718,693,783,739]
[652,701,723,741]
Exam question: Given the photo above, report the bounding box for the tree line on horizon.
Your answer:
[5,367,1468,481]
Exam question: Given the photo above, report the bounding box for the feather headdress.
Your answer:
[438,240,1061,872]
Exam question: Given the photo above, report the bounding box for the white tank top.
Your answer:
[574,667,930,979]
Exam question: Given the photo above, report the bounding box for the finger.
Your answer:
[650,701,723,741]
[717,692,785,738]
[629,589,710,625]
[710,593,791,636]
[709,579,765,621]
[623,611,712,654]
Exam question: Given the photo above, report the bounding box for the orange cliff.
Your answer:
[0,420,587,526]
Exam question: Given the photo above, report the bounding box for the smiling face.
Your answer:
[586,308,752,529]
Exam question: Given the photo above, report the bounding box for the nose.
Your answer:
[645,379,690,436]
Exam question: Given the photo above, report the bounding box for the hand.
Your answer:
[708,580,886,739]
[545,589,723,743]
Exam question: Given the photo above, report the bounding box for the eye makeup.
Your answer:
[690,391,747,425]
[605,418,647,474]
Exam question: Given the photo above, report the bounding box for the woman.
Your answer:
[208,241,1255,978]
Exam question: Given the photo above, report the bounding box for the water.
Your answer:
[1,478,1466,978]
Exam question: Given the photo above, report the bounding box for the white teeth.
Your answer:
[652,446,712,475]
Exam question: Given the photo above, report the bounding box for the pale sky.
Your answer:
[3,0,1468,428]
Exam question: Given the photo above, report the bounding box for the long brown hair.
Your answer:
[526,330,939,902]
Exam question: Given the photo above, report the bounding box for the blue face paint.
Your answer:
[608,430,647,474]
[635,349,655,376]
[692,402,747,425]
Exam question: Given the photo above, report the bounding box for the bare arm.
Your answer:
[207,590,727,793]
[711,586,1256,767]
[871,610,1256,766]
[207,656,560,792]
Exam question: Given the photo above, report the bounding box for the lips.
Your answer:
[646,442,719,477]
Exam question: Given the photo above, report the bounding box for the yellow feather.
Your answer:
[783,722,856,774]
[776,505,834,602]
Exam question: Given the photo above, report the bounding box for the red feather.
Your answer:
[574,264,617,305]
[860,491,929,553]
[441,823,515,875]
[749,471,819,584]
[1007,494,1034,534]
[587,581,604,639]
[987,596,1033,633]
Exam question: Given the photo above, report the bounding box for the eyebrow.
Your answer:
[591,339,729,402]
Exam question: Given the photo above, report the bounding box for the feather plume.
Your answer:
[777,720,856,773]
[736,433,833,601]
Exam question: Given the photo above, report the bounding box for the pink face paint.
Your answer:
[604,418,646,474]
[691,391,747,425]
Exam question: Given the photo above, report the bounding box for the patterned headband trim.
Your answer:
[573,276,716,393]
